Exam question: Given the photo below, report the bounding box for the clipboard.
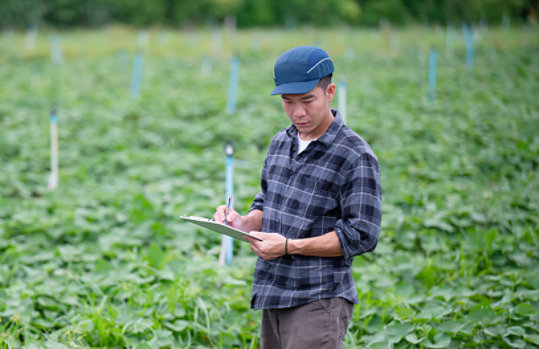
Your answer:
[180,216,263,242]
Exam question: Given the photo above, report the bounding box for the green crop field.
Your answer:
[0,26,538,348]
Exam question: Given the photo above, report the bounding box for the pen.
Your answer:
[223,196,231,225]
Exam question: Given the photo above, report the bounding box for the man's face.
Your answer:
[281,83,336,140]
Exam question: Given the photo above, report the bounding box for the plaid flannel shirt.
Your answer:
[249,110,382,310]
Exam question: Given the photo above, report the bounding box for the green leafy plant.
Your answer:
[0,26,537,348]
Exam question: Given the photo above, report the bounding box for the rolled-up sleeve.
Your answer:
[250,190,265,212]
[334,153,382,258]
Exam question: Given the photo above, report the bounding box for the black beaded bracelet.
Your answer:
[285,238,289,255]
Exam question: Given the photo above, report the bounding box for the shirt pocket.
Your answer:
[296,172,339,218]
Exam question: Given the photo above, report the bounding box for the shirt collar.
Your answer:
[285,109,343,147]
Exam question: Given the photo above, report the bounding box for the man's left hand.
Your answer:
[244,232,286,260]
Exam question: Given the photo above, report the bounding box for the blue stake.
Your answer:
[48,104,59,190]
[117,50,128,73]
[251,38,261,51]
[137,30,149,50]
[220,141,235,265]
[285,17,296,30]
[445,24,453,56]
[226,56,240,114]
[130,52,144,98]
[201,56,212,75]
[345,47,355,61]
[338,79,347,123]
[502,13,510,29]
[462,23,474,70]
[25,25,38,52]
[50,35,63,64]
[428,47,437,102]
[211,26,222,57]
[30,66,40,88]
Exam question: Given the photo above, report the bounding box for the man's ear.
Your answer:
[326,83,336,102]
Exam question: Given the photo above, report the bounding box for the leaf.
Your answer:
[136,343,152,349]
[469,211,487,223]
[116,310,138,325]
[366,342,388,349]
[508,253,533,267]
[503,337,526,348]
[394,307,415,321]
[123,318,153,334]
[364,314,383,334]
[156,267,175,281]
[467,304,497,325]
[405,332,422,344]
[525,272,539,288]
[164,319,189,332]
[417,300,452,320]
[146,242,165,269]
[32,317,57,329]
[148,329,174,347]
[94,259,112,274]
[43,340,69,349]
[196,297,208,311]
[430,286,455,302]
[507,326,525,337]
[219,332,239,347]
[526,334,539,346]
[514,288,539,300]
[438,319,469,334]
[366,332,386,347]
[424,333,451,348]
[424,216,454,232]
[484,325,506,338]
[385,322,414,343]
[173,304,186,318]
[514,303,537,317]
[358,307,377,320]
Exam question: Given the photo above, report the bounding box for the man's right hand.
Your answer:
[214,205,247,232]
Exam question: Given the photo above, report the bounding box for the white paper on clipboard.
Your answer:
[180,216,263,242]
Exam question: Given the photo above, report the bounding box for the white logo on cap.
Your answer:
[306,57,331,74]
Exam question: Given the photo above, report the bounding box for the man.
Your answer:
[214,46,382,349]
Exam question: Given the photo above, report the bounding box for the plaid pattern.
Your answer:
[249,110,382,310]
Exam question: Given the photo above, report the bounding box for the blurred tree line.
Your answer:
[0,0,537,28]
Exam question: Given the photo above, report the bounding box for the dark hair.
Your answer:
[316,73,333,93]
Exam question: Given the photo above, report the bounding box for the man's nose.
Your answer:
[292,105,306,118]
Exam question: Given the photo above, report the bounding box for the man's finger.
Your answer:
[248,231,265,239]
[243,235,262,243]
[215,205,236,223]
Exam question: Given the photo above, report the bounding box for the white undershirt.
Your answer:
[298,133,315,154]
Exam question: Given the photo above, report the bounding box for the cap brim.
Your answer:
[270,79,319,96]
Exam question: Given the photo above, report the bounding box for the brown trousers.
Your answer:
[260,298,354,349]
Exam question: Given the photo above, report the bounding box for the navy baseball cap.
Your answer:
[271,46,334,95]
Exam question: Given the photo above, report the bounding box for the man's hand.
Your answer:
[244,232,286,261]
[213,206,247,232]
